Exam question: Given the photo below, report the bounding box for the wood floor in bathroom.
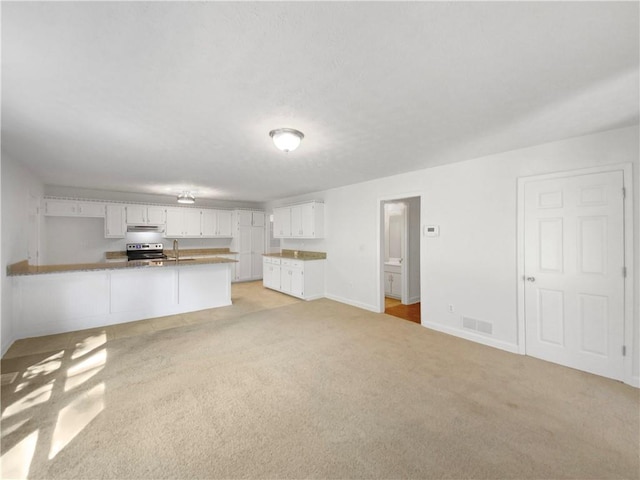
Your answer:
[384,297,421,324]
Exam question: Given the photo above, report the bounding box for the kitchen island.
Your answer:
[7,256,236,339]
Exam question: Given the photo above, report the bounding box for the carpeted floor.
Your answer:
[1,282,638,479]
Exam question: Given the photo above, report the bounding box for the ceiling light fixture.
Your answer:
[177,191,195,204]
[269,128,304,152]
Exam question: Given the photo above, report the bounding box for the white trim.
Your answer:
[1,335,15,357]
[325,293,380,313]
[406,295,421,305]
[377,191,424,314]
[516,163,635,386]
[422,321,520,354]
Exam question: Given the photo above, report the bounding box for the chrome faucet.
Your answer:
[173,239,179,261]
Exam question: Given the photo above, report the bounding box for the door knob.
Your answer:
[526,276,536,282]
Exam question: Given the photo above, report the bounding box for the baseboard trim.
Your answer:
[1,335,15,358]
[628,375,640,388]
[325,294,380,313]
[421,321,520,354]
[406,296,420,305]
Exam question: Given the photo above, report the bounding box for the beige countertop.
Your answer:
[263,249,327,261]
[8,256,237,277]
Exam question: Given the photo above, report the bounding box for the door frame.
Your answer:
[378,193,423,315]
[516,163,635,386]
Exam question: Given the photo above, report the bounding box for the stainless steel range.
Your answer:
[126,243,167,261]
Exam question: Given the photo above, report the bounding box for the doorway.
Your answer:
[518,166,632,382]
[380,196,421,323]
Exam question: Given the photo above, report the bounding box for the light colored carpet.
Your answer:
[1,282,638,479]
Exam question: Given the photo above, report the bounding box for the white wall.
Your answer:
[267,125,639,382]
[1,154,45,354]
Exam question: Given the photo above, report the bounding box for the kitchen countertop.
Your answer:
[263,249,327,261]
[7,256,237,277]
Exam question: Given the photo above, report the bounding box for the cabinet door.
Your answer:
[77,202,105,217]
[183,210,202,237]
[251,226,265,278]
[126,205,146,224]
[237,210,253,227]
[300,203,316,237]
[146,206,165,225]
[384,273,392,296]
[237,252,252,281]
[290,205,303,237]
[252,211,265,227]
[251,226,265,255]
[201,210,217,237]
[44,200,77,216]
[281,268,292,293]
[263,262,276,289]
[216,210,233,236]
[105,205,126,238]
[165,209,184,237]
[291,267,304,297]
[273,208,291,237]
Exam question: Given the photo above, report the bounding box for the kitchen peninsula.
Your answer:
[7,255,237,339]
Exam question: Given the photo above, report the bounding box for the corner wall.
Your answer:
[1,154,45,355]
[266,125,639,383]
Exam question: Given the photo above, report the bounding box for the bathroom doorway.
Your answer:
[380,196,421,323]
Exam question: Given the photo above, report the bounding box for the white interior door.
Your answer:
[524,170,625,380]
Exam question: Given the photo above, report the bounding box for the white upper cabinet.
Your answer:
[201,209,233,237]
[125,205,165,225]
[166,208,232,238]
[44,199,105,218]
[165,208,201,238]
[273,207,291,237]
[105,204,126,238]
[273,202,324,239]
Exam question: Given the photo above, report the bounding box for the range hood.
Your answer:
[126,225,165,233]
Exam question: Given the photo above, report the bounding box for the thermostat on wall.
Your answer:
[424,225,439,237]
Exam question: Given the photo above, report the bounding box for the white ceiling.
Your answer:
[2,2,638,202]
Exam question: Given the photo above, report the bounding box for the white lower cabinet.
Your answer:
[263,257,324,300]
[384,264,402,298]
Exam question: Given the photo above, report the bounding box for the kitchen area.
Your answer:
[6,195,327,343]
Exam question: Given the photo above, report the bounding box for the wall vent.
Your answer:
[462,316,493,336]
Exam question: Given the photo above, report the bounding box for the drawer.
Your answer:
[281,259,303,268]
[264,257,281,265]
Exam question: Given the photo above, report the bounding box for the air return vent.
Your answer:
[462,316,493,336]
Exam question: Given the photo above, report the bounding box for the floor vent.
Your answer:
[462,316,493,336]
[1,372,19,386]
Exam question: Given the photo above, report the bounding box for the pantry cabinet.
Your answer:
[273,201,324,239]
[233,210,265,281]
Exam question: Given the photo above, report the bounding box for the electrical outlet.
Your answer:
[448,304,454,313]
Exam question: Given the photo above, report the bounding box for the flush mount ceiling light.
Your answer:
[269,128,304,152]
[177,191,195,204]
